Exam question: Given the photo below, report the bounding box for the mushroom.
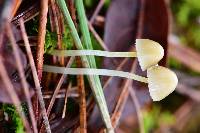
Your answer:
[44,39,176,101]
[136,39,164,71]
[147,65,178,101]
[49,39,164,71]
[43,65,178,101]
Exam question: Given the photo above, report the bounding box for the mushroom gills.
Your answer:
[136,39,164,71]
[147,66,178,101]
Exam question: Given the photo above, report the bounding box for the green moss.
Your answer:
[176,3,190,26]
[171,0,200,50]
[143,106,175,133]
[45,25,74,53]
[169,57,200,76]
[25,17,39,36]
[45,31,57,53]
[168,57,182,70]
[83,0,95,8]
[61,25,74,50]
[2,104,24,133]
[83,0,110,9]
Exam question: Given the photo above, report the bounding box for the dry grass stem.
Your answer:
[19,19,51,133]
[129,87,145,133]
[62,83,72,118]
[37,0,49,81]
[76,56,87,133]
[6,23,38,133]
[89,0,105,24]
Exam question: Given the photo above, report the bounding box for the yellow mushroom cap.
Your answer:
[147,66,178,101]
[136,39,164,71]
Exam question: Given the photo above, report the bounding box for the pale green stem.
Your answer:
[50,50,137,58]
[56,0,113,132]
[74,0,110,116]
[43,65,148,83]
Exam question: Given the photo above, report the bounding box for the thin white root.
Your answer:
[50,50,137,58]
[43,65,148,83]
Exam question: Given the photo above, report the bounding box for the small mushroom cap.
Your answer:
[147,66,178,101]
[136,39,164,71]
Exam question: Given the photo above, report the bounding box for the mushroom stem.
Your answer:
[50,50,137,58]
[43,65,148,83]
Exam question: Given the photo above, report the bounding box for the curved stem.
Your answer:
[43,65,148,83]
[50,50,137,58]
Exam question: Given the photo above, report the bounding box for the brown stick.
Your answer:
[68,0,77,27]
[62,83,72,118]
[88,23,109,51]
[111,80,131,128]
[11,0,22,17]
[39,57,75,133]
[88,0,108,51]
[99,61,136,132]
[35,0,49,123]
[111,61,136,127]
[6,24,38,133]
[19,19,51,133]
[46,57,75,117]
[0,32,4,49]
[76,56,87,133]
[37,0,49,81]
[50,0,64,65]
[136,0,145,38]
[103,58,129,89]
[129,87,145,133]
[89,0,105,24]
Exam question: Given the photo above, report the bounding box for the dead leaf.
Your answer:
[88,0,169,132]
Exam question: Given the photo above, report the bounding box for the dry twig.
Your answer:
[6,23,38,133]
[110,61,136,128]
[88,23,109,51]
[136,0,145,38]
[19,19,51,133]
[129,87,145,133]
[62,83,72,118]
[76,56,87,133]
[37,0,49,80]
[46,57,75,117]
[39,57,75,133]
[89,0,105,24]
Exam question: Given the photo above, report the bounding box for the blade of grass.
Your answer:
[56,0,114,132]
[75,1,114,132]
